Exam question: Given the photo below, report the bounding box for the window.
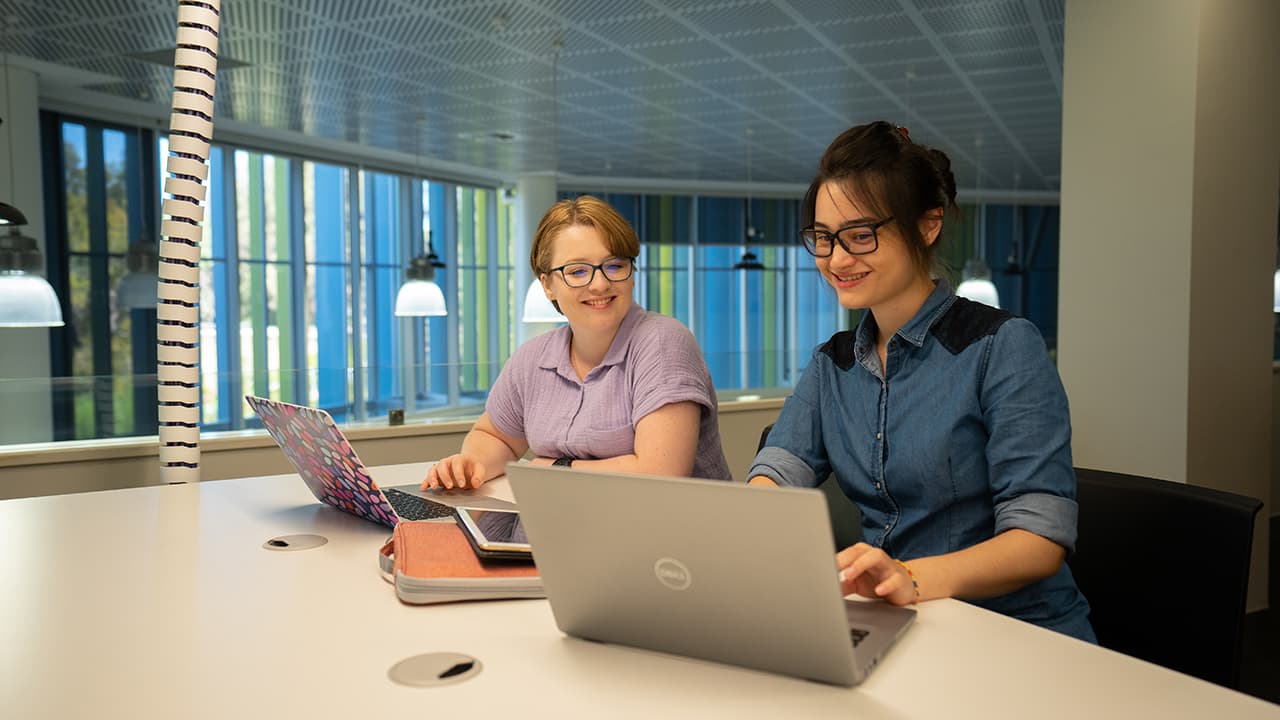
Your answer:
[565,192,846,390]
[33,112,1064,447]
[41,113,513,443]
[49,117,158,441]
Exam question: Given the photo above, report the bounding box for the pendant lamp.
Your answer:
[0,228,64,327]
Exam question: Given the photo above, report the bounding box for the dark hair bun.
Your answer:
[927,148,957,206]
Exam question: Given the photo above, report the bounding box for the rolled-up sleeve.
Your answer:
[980,319,1079,552]
[745,351,832,488]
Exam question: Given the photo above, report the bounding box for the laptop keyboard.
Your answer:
[850,628,869,647]
[383,488,456,521]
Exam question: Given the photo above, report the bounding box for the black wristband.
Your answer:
[552,457,574,468]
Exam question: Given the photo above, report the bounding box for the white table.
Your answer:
[2,463,1276,719]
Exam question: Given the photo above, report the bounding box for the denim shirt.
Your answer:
[748,280,1094,641]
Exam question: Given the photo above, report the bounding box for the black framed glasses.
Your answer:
[799,217,894,257]
[547,257,636,288]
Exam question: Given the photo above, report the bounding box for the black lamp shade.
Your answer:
[0,202,28,227]
[733,250,765,271]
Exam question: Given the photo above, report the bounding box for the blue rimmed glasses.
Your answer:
[547,257,636,288]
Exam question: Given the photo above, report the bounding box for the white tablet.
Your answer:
[454,507,533,562]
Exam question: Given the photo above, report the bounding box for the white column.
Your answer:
[0,66,53,443]
[514,175,557,345]
[1058,0,1279,610]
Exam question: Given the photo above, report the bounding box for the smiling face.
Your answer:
[813,180,938,319]
[540,223,635,337]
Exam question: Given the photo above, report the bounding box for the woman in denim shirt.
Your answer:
[747,121,1095,642]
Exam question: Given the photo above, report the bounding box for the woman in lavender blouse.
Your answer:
[423,195,731,489]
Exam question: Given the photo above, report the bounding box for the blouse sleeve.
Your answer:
[484,343,529,440]
[627,317,718,423]
[980,318,1079,552]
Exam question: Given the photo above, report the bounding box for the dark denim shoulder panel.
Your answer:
[817,329,859,371]
[929,297,1015,355]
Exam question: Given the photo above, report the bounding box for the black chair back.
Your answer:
[1070,467,1262,688]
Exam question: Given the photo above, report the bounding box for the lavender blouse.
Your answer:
[485,304,731,481]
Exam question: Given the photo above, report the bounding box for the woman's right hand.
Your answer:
[836,543,918,606]
[422,454,489,490]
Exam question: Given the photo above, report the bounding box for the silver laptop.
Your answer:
[506,464,916,687]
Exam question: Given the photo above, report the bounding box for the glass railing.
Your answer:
[0,351,806,448]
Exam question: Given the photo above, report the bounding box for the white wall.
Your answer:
[1058,0,1199,482]
[1060,0,1279,611]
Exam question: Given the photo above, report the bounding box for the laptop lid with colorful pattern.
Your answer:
[245,395,400,528]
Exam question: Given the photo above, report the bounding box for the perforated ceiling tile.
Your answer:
[346,12,462,48]
[918,0,1029,36]
[590,12,701,50]
[1047,19,1064,50]
[678,2,797,37]
[937,25,1039,55]
[281,0,412,25]
[15,0,1068,186]
[746,46,844,76]
[829,13,921,47]
[782,0,902,24]
[969,65,1054,92]
[438,1,559,38]
[840,39,936,68]
[4,3,79,33]
[716,25,817,59]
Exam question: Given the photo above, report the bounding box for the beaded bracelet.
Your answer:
[895,559,920,604]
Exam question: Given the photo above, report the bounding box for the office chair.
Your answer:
[1069,467,1262,689]
[756,424,862,550]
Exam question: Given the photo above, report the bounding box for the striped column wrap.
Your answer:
[158,0,220,483]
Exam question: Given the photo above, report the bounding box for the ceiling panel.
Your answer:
[6,0,1067,188]
[917,0,1029,35]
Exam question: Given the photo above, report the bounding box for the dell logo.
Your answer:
[653,557,692,591]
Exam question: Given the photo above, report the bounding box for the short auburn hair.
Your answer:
[530,195,640,275]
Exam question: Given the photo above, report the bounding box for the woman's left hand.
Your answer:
[836,543,917,606]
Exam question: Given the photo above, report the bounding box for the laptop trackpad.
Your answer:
[389,485,518,511]
[845,599,917,634]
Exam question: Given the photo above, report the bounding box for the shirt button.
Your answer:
[874,482,881,490]
[876,432,882,440]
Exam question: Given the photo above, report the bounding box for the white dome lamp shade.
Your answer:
[956,257,1001,309]
[1273,268,1280,313]
[115,241,160,311]
[0,228,64,328]
[522,279,563,323]
[394,250,447,317]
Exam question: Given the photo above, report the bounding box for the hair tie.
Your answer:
[897,125,911,142]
